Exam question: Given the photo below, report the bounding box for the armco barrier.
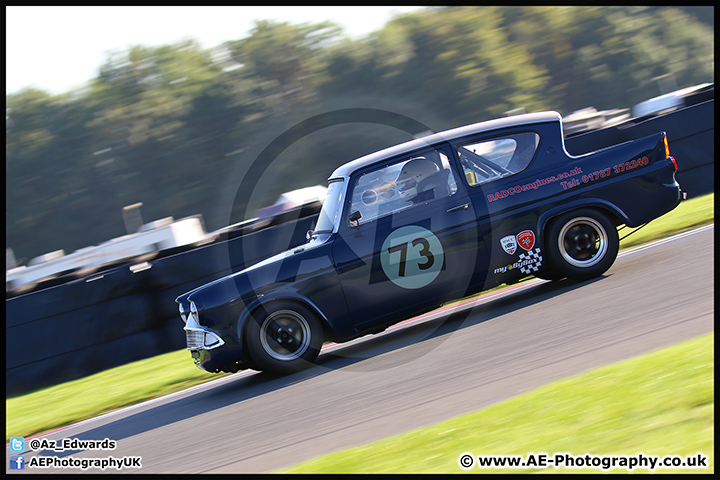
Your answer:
[147,210,316,323]
[6,209,318,396]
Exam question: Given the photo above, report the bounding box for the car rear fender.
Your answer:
[538,200,627,240]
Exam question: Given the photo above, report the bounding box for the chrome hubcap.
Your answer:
[558,217,608,268]
[259,310,311,361]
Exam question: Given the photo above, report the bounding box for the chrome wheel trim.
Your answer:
[557,216,608,268]
[259,310,311,361]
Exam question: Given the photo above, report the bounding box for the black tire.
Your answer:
[534,267,563,281]
[245,301,323,374]
[545,209,619,281]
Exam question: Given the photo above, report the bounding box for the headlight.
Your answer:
[179,302,188,323]
[182,300,225,350]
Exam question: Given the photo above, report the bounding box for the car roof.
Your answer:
[330,111,561,179]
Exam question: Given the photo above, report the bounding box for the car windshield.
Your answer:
[314,179,345,234]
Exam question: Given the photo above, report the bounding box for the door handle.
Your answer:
[447,203,469,213]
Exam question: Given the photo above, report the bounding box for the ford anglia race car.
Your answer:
[176,111,682,375]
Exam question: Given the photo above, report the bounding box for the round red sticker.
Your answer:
[517,230,535,251]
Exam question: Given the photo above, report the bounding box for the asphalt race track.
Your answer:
[7,225,714,474]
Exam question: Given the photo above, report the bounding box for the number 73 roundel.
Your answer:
[380,225,444,289]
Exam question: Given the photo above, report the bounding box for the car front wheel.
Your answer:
[545,209,619,281]
[246,302,323,374]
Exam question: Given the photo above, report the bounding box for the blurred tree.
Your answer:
[321,37,382,97]
[86,40,256,230]
[322,7,549,126]
[225,19,342,110]
[501,6,714,113]
[6,89,106,261]
[638,7,714,93]
[670,6,713,29]
[6,89,60,260]
[5,6,714,265]
[427,7,548,121]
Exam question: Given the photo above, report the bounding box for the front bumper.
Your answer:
[190,348,247,373]
[179,301,248,373]
[183,301,225,351]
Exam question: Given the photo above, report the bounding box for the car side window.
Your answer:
[348,150,458,226]
[458,132,540,187]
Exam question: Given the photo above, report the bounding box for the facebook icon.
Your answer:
[10,455,25,470]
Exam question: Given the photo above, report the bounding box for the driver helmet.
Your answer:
[396,157,439,201]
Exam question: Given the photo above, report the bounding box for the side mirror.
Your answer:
[306,220,317,241]
[348,210,362,228]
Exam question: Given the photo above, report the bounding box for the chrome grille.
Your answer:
[185,330,205,350]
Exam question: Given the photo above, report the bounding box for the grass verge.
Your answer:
[5,192,714,443]
[5,350,231,442]
[618,191,714,251]
[283,333,714,473]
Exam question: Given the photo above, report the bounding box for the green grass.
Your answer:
[618,191,714,251]
[5,350,231,442]
[5,192,713,443]
[283,333,714,474]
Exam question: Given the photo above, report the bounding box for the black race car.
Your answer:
[177,111,682,375]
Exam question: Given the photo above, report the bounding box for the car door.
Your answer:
[455,130,545,284]
[331,144,488,330]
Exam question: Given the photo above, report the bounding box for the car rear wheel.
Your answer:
[545,209,619,281]
[246,302,323,374]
